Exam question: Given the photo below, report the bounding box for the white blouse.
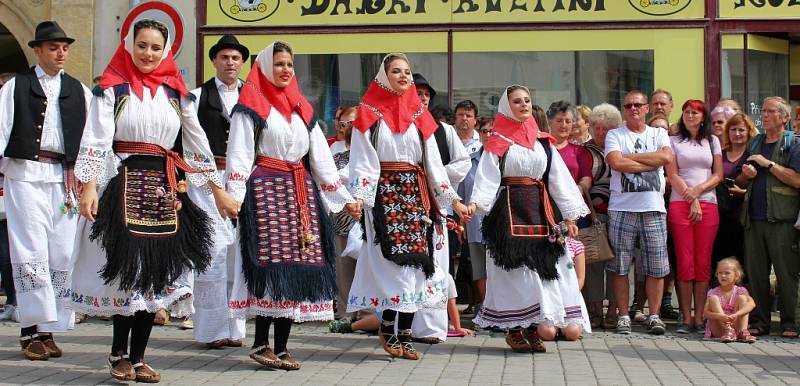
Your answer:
[347,121,460,209]
[225,108,354,213]
[75,86,221,189]
[470,141,589,221]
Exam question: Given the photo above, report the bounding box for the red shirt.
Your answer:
[557,143,592,184]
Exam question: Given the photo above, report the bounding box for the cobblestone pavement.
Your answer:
[2,317,800,386]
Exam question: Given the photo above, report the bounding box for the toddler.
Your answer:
[703,258,756,343]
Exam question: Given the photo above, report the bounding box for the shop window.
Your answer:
[293,52,447,135]
[452,50,653,117]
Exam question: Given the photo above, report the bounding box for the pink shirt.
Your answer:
[668,135,721,204]
[557,143,592,184]
[704,285,749,338]
[566,237,584,263]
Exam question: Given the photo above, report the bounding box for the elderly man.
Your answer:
[649,89,674,119]
[605,90,672,335]
[0,21,91,360]
[736,96,800,338]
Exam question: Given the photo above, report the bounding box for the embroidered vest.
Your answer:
[433,121,451,165]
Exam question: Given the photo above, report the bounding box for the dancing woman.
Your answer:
[346,53,470,360]
[225,41,358,370]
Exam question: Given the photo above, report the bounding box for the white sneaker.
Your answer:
[0,305,15,321]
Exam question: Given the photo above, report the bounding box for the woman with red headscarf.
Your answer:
[224,41,358,371]
[73,19,237,382]
[467,85,589,352]
[346,53,469,361]
[665,99,723,334]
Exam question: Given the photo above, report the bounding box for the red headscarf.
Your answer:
[484,86,554,156]
[353,54,438,140]
[98,20,187,98]
[235,41,314,126]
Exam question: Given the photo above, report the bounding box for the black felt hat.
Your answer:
[209,34,249,61]
[28,21,75,48]
[412,73,436,102]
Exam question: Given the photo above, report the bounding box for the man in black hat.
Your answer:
[0,20,91,360]
[410,73,470,343]
[183,34,249,349]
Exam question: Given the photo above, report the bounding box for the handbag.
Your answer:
[576,188,614,265]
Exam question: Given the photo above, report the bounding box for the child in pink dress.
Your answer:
[537,237,588,342]
[703,258,756,343]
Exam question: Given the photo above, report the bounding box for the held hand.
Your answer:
[457,327,476,337]
[344,202,362,220]
[566,220,578,238]
[453,201,472,223]
[213,189,240,219]
[79,182,98,222]
[741,164,758,179]
[747,154,770,168]
[729,185,747,196]
[688,199,703,224]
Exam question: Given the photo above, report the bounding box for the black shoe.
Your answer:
[660,304,680,320]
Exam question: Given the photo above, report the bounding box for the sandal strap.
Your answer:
[20,333,39,342]
[249,345,267,355]
[109,353,129,362]
[275,351,288,357]
[132,362,154,371]
[401,341,417,353]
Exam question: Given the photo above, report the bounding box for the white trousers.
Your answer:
[188,185,246,343]
[5,178,77,331]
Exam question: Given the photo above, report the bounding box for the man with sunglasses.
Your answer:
[605,90,672,336]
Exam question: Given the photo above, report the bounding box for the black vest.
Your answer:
[433,122,451,165]
[5,67,86,162]
[197,78,238,157]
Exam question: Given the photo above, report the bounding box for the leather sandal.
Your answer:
[205,339,227,349]
[378,329,403,358]
[249,345,281,369]
[20,334,49,361]
[398,331,421,360]
[39,334,62,357]
[132,362,161,383]
[526,329,547,353]
[276,352,301,370]
[225,338,243,347]
[108,352,136,381]
[505,330,531,353]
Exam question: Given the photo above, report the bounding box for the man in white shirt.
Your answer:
[605,90,672,336]
[185,34,248,349]
[0,21,91,360]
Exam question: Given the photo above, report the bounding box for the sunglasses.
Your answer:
[623,103,646,110]
[337,120,353,127]
[479,128,493,134]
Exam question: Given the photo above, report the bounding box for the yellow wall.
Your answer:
[452,29,706,124]
[792,45,800,85]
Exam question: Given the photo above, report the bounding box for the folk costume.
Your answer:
[0,21,91,360]
[184,34,248,347]
[225,41,354,368]
[71,22,219,375]
[346,55,460,359]
[470,87,588,348]
[409,73,471,343]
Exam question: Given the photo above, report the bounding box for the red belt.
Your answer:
[255,155,313,248]
[380,161,435,215]
[113,141,211,193]
[501,176,558,228]
[214,157,226,170]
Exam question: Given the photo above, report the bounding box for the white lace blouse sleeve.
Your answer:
[545,142,590,221]
[469,150,501,215]
[347,126,380,208]
[180,95,222,189]
[308,122,354,213]
[444,124,471,187]
[224,112,256,203]
[0,78,15,154]
[75,87,116,186]
[422,133,461,209]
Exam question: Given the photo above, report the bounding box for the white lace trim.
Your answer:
[559,203,591,222]
[349,176,377,208]
[472,310,580,330]
[12,260,49,294]
[229,301,334,322]
[164,286,194,318]
[346,302,419,314]
[433,183,460,210]
[318,185,355,214]
[227,180,247,203]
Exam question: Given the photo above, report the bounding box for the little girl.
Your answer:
[537,236,589,342]
[703,258,756,343]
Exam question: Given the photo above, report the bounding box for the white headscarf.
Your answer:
[123,19,173,67]
[498,85,530,121]
[255,40,294,85]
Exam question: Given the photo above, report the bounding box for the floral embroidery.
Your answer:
[347,280,446,310]
[228,171,248,182]
[78,146,108,158]
[319,180,343,192]
[229,298,334,314]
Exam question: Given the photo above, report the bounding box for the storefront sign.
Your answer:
[205,0,704,26]
[719,0,800,19]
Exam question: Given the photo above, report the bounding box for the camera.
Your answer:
[746,160,760,169]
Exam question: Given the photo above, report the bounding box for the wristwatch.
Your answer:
[767,161,775,170]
